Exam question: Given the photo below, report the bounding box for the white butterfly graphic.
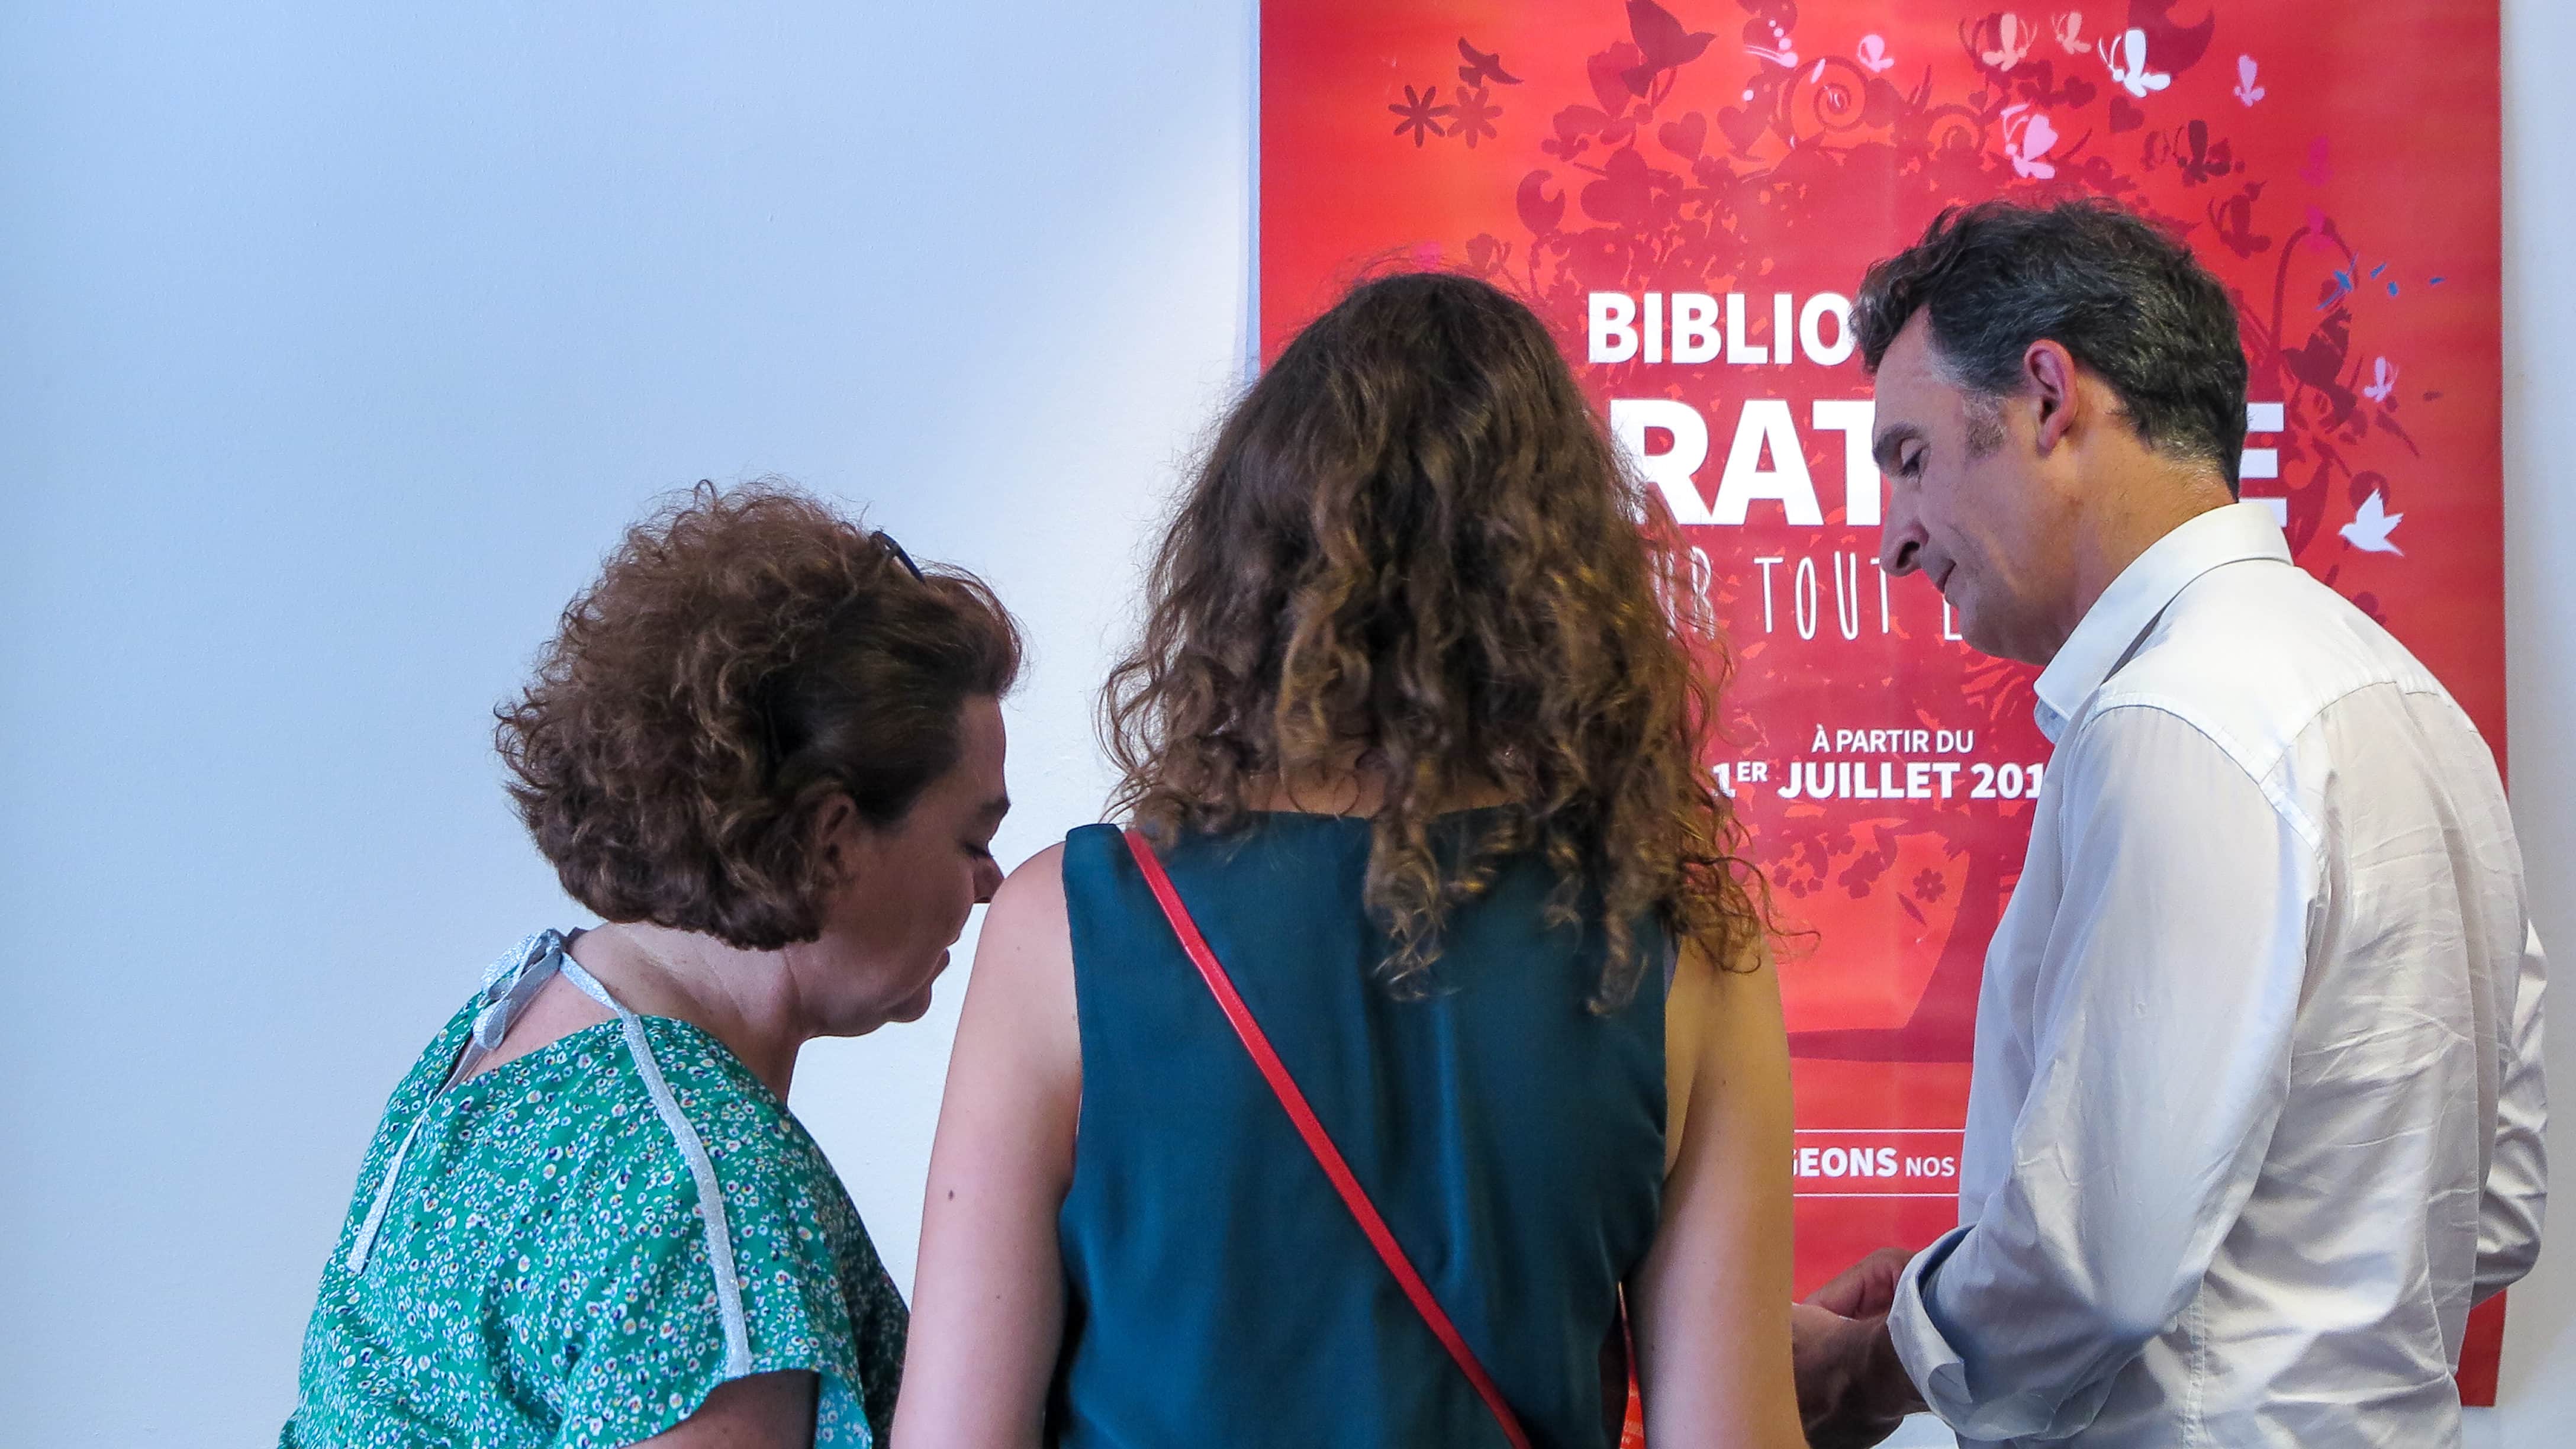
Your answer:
[2234,54,2265,106]
[2001,103,2059,179]
[2364,356,2398,404]
[1983,12,2034,70]
[2100,27,2171,98]
[2342,490,2405,556]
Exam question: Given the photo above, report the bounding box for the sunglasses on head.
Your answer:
[871,530,926,582]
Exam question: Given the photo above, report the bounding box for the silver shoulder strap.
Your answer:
[558,954,755,1377]
[342,933,755,1379]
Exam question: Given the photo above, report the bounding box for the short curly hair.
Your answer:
[497,481,1022,949]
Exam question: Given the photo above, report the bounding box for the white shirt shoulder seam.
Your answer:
[2066,694,2324,852]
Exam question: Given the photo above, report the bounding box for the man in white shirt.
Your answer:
[1789,199,2547,1448]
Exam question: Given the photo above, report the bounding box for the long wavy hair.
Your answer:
[1103,272,1762,1007]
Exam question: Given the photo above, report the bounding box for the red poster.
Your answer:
[1260,0,2507,1395]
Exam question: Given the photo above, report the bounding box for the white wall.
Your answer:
[2478,2,2576,1443]
[0,5,1252,1442]
[0,4,2564,1445]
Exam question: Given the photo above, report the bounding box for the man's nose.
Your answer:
[1879,498,1927,576]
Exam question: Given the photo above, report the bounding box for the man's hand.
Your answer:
[1793,1248,1928,1449]
[1806,1245,1912,1319]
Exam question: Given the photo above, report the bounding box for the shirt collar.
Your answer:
[2030,501,2293,741]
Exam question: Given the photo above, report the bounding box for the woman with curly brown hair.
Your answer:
[282,483,1020,1449]
[897,274,1801,1447]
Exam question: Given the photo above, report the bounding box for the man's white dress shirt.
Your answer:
[1885,503,2547,1447]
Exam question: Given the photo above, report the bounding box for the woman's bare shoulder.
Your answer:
[983,840,1071,945]
[965,840,1078,1049]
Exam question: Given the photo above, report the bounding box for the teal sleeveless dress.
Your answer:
[1054,814,1668,1448]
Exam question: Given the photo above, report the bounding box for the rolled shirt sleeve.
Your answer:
[1886,704,2314,1442]
[2475,918,2548,1304]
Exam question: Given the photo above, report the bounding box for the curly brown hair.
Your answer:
[498,481,1022,949]
[1104,272,1762,1007]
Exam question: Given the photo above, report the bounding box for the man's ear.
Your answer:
[2022,339,2081,453]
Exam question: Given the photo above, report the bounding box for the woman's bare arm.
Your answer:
[891,843,1082,1449]
[1629,937,1804,1448]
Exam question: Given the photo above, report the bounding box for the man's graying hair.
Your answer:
[1852,199,2249,493]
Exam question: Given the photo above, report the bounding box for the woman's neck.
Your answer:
[568,923,812,1098]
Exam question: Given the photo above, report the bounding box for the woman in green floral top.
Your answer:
[283,483,1022,1449]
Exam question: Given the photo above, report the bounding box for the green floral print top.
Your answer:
[282,932,906,1448]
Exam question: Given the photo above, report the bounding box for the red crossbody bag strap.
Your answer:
[1122,829,1534,1449]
